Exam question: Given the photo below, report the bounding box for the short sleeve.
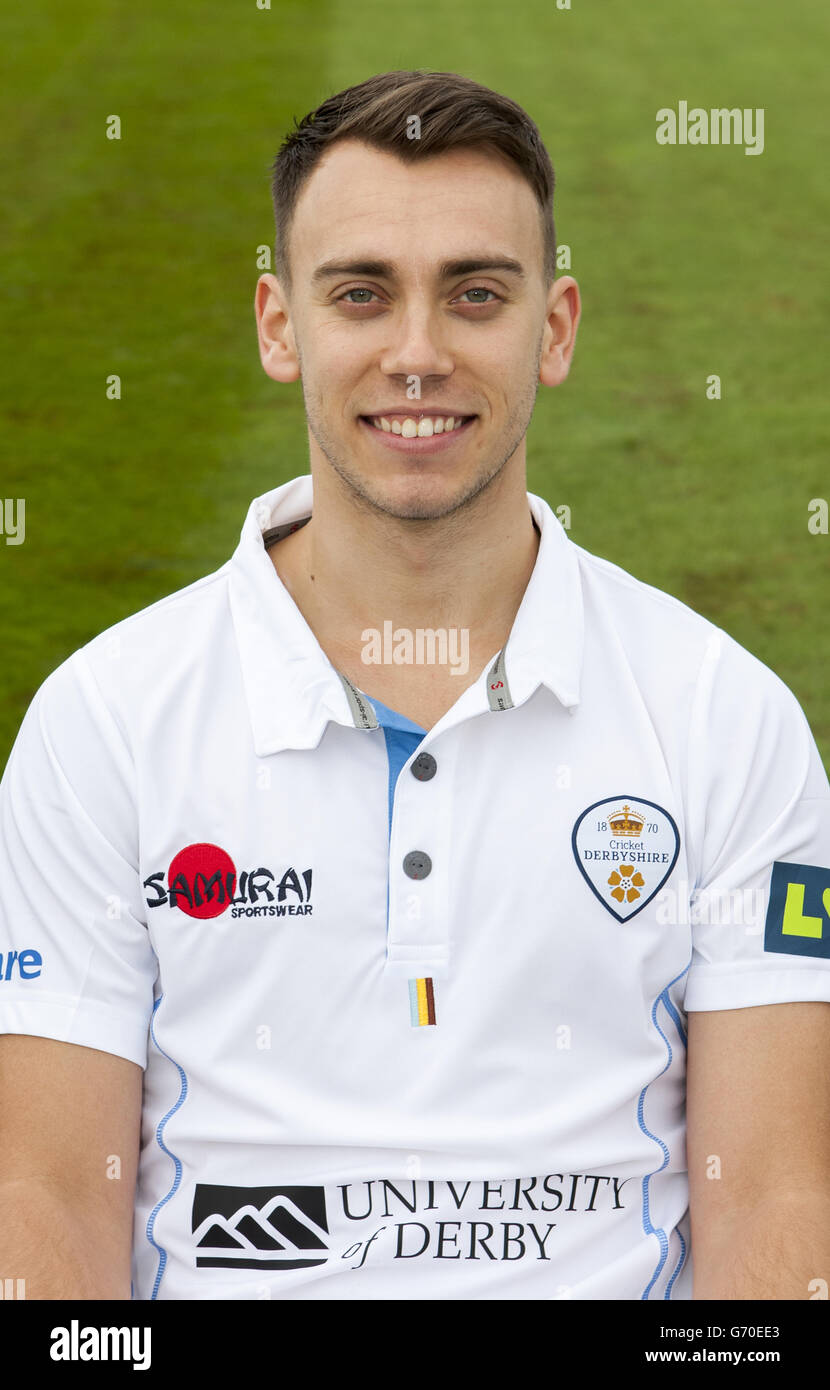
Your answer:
[682,628,830,1011]
[0,650,157,1066]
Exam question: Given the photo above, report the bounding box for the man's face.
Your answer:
[259,138,575,522]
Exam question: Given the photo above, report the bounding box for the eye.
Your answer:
[456,287,499,305]
[340,288,378,305]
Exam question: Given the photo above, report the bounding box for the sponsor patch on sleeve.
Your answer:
[763,861,830,959]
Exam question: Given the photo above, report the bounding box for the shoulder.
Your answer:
[574,541,719,644]
[27,559,236,750]
[83,560,234,657]
[571,539,798,714]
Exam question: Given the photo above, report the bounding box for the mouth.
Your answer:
[358,411,477,453]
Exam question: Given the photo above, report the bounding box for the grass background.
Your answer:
[1,0,828,768]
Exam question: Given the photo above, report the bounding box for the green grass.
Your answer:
[1,0,828,770]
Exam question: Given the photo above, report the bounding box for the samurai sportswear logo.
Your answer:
[193,1174,633,1273]
[572,796,680,922]
[142,842,313,919]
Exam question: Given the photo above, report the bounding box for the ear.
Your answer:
[255,274,301,383]
[538,275,581,388]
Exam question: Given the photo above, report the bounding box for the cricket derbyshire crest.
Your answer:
[572,797,680,922]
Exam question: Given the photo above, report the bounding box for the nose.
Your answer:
[378,303,454,383]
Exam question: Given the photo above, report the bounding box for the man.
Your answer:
[1,70,829,1302]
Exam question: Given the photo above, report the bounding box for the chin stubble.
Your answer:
[299,335,543,523]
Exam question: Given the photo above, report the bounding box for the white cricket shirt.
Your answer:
[1,472,829,1301]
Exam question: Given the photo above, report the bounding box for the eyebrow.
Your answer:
[311,256,526,284]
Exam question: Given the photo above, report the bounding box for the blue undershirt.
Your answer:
[363,694,427,941]
[363,694,428,837]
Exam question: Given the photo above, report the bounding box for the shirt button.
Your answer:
[410,752,437,781]
[403,851,432,879]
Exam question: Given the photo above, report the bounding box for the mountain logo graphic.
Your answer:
[192,1184,329,1270]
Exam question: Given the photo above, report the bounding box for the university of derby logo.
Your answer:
[572,797,680,922]
[192,1184,329,1271]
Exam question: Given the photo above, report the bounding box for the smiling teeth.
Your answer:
[372,415,463,436]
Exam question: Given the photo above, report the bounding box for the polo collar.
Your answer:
[228,473,583,756]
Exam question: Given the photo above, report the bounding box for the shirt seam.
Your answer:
[684,629,722,894]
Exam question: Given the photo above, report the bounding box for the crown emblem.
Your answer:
[608,804,645,837]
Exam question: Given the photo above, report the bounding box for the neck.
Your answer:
[269,460,541,663]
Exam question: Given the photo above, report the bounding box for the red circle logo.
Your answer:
[167,842,236,919]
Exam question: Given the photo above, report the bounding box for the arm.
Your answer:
[686,1000,830,1299]
[0,1034,143,1299]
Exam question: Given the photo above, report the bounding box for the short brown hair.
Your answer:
[270,70,556,286]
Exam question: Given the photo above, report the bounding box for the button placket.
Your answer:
[386,737,455,979]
